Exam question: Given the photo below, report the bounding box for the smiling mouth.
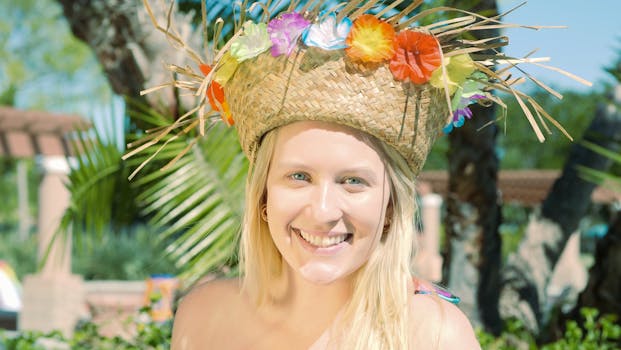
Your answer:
[294,229,353,248]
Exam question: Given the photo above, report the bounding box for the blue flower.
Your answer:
[301,13,352,50]
[443,93,487,134]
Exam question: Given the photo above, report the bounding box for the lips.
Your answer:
[294,228,353,248]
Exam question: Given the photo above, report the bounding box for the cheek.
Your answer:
[266,186,304,224]
[353,191,390,229]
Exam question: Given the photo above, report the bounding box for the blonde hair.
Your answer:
[239,126,419,349]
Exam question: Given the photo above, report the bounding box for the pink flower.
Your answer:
[267,13,311,57]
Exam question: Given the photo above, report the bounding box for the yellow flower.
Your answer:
[430,54,475,94]
[345,14,395,63]
[213,52,239,86]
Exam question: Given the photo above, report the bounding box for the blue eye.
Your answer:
[290,172,309,181]
[343,177,363,185]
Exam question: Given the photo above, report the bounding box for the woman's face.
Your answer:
[265,121,391,285]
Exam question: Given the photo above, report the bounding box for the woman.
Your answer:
[138,1,579,348]
[171,121,479,349]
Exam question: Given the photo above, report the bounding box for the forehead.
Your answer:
[270,121,385,168]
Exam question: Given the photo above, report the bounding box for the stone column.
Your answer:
[19,156,85,336]
[414,193,444,282]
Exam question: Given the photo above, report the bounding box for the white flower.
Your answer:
[302,13,352,50]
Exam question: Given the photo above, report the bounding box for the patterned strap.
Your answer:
[413,280,461,304]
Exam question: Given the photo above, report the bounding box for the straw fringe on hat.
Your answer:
[228,49,447,174]
[128,0,592,179]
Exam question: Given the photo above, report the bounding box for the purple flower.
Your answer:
[443,94,487,134]
[267,13,311,57]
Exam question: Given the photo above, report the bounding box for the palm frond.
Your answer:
[128,102,247,287]
[578,140,621,194]
[60,125,137,250]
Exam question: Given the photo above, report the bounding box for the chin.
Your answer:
[298,262,357,285]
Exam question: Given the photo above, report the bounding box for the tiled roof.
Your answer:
[419,170,620,205]
[0,106,90,157]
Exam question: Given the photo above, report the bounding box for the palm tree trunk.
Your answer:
[498,85,621,334]
[443,0,503,334]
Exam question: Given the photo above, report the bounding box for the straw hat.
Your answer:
[134,1,589,176]
[228,48,448,174]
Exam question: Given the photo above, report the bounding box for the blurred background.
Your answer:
[0,0,619,348]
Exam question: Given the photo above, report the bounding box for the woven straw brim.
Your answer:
[227,49,449,175]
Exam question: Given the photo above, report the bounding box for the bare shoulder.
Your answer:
[171,278,243,350]
[410,293,481,350]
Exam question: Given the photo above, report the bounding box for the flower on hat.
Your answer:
[430,54,475,94]
[212,51,239,86]
[301,12,352,50]
[199,64,234,126]
[267,12,311,57]
[230,21,271,62]
[345,14,396,63]
[389,30,442,84]
[443,77,488,134]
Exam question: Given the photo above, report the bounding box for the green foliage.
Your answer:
[0,159,38,230]
[498,88,605,169]
[59,100,247,286]
[577,140,621,193]
[499,203,530,262]
[477,308,621,350]
[424,86,606,170]
[604,40,621,84]
[0,0,111,109]
[0,226,178,282]
[0,305,171,350]
[60,124,140,246]
[127,103,248,286]
[72,226,179,281]
[0,231,37,280]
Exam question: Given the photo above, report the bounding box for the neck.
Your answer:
[262,263,355,333]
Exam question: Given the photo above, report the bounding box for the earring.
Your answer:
[261,205,268,222]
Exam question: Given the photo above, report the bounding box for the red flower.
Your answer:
[389,31,441,84]
[199,64,234,126]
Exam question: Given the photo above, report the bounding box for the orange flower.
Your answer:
[389,30,441,84]
[345,15,396,63]
[199,64,234,126]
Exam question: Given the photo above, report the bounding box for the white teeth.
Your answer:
[298,230,348,248]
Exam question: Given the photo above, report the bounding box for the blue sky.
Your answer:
[498,0,621,92]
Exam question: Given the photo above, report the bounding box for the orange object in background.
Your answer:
[144,274,179,322]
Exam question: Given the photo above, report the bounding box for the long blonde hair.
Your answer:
[239,125,418,349]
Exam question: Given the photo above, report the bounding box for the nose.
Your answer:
[309,181,343,223]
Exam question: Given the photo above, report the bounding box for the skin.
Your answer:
[171,121,481,349]
[265,121,391,286]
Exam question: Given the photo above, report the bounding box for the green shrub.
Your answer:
[541,308,621,350]
[72,225,179,280]
[477,308,621,349]
[2,308,617,349]
[0,231,37,280]
[0,304,171,350]
[0,225,180,282]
